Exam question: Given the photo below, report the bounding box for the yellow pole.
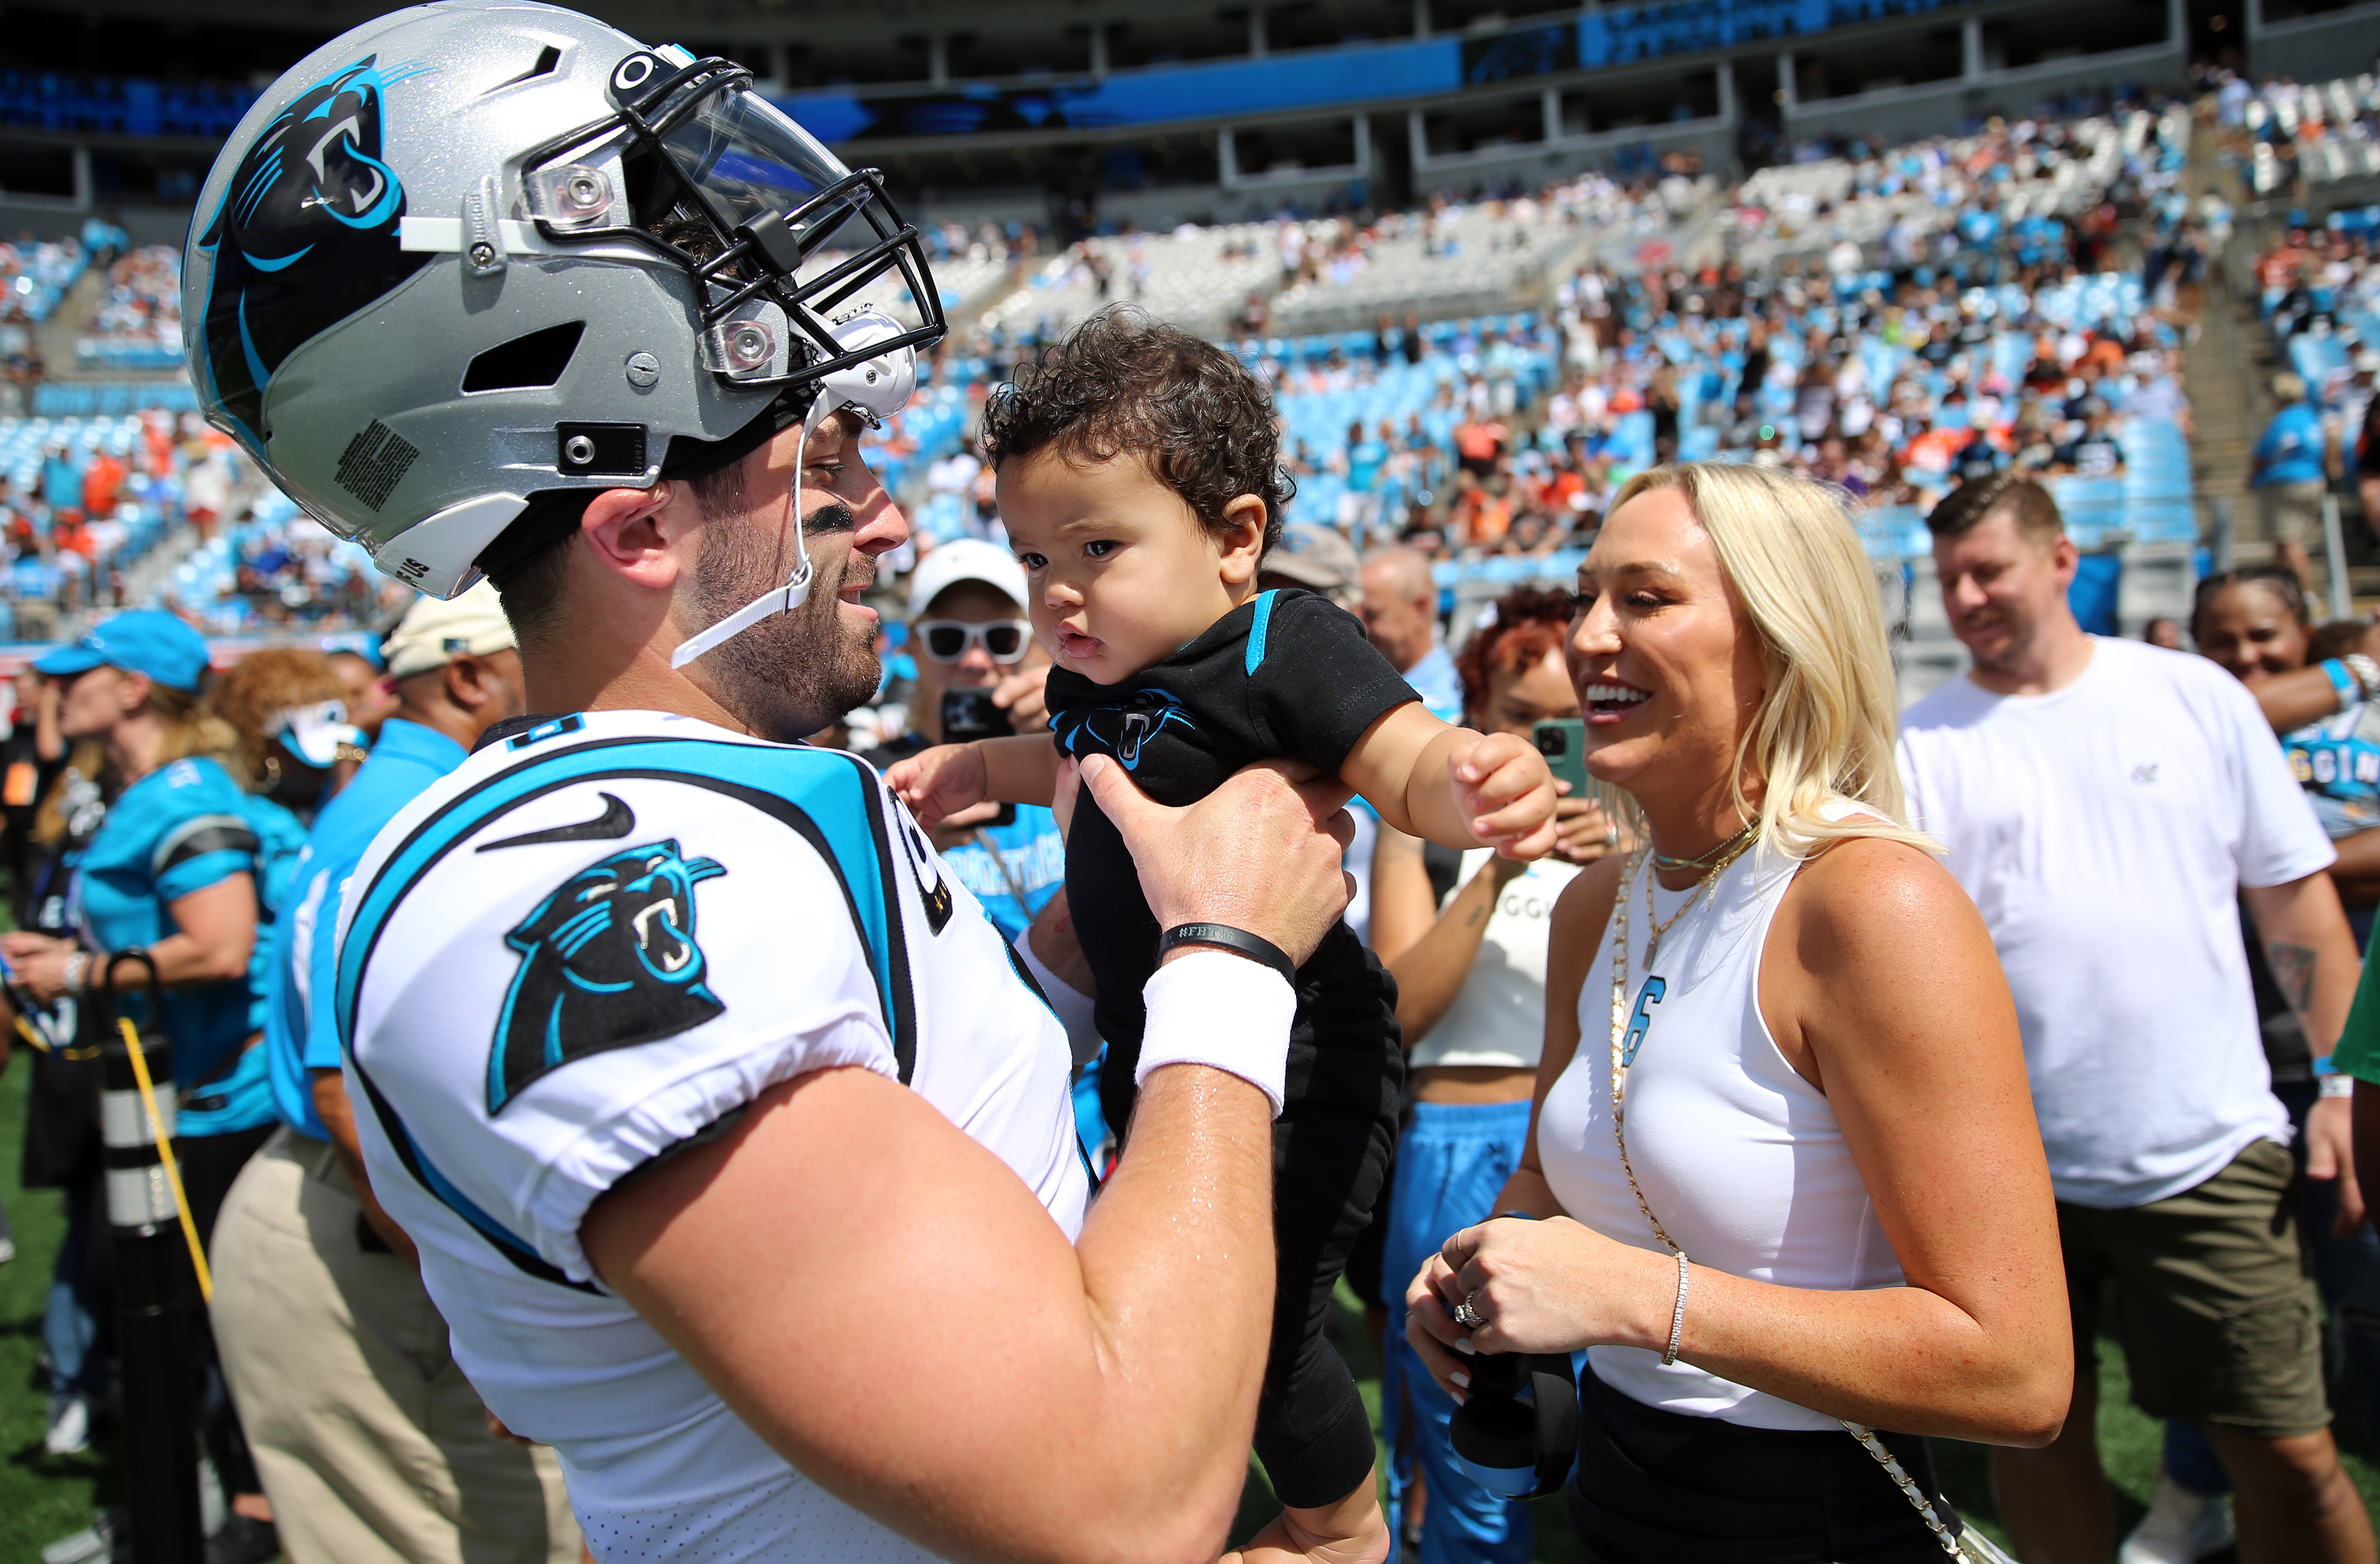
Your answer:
[116,1017,212,1304]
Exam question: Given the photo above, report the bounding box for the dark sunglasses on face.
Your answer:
[916,618,1031,664]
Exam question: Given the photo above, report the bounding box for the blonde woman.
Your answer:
[1404,464,2069,1562]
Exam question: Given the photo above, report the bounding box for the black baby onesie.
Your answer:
[1046,586,1415,1508]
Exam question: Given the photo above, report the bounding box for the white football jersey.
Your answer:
[333,710,1089,1561]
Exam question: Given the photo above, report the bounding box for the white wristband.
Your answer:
[1135,948,1297,1116]
[2321,1072,2357,1099]
[1012,926,1103,1070]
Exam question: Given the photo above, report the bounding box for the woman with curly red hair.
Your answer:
[1368,583,1628,1561]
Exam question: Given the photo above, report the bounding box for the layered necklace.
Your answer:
[1636,826,1760,970]
[1605,825,1760,1249]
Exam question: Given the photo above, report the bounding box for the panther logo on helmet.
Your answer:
[194,55,433,446]
[487,839,728,1113]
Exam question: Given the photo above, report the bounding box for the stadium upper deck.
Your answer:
[0,0,2356,238]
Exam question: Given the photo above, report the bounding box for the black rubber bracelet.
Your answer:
[1157,923,1300,986]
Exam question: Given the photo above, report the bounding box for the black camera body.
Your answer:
[1449,1350,1580,1500]
[941,688,1016,827]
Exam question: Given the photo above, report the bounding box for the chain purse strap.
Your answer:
[1605,848,1990,1563]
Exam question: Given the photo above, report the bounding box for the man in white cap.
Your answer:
[210,583,570,1564]
[867,539,1065,942]
[862,538,1102,1149]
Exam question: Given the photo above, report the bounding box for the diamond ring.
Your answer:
[1452,1291,1487,1329]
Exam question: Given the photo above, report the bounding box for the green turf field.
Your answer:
[0,1046,2372,1562]
[0,1057,122,1560]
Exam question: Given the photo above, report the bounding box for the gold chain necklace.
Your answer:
[1639,829,1759,969]
[1602,836,1978,1563]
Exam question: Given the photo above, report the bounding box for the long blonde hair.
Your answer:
[1608,462,1936,860]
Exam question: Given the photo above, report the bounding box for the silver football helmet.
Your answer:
[181,0,942,600]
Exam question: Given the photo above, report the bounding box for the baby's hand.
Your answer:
[882,743,990,831]
[1449,731,1559,860]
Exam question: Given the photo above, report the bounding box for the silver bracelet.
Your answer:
[60,951,88,996]
[1662,1252,1690,1366]
[2321,1072,2357,1099]
[2345,652,2380,703]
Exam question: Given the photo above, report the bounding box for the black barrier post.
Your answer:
[98,950,205,1564]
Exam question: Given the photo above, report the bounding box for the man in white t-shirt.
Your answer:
[1896,473,2375,1564]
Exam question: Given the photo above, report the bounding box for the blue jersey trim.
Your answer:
[347,1051,599,1294]
[1245,589,1280,677]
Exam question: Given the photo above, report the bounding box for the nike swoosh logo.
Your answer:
[477,792,636,852]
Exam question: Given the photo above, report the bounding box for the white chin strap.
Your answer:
[670,308,917,671]
[670,414,817,670]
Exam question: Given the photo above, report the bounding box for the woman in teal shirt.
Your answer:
[2,611,277,1215]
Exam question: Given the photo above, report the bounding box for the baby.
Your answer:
[888,308,1554,1562]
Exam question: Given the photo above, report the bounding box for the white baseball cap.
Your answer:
[906,537,1028,618]
[382,580,518,680]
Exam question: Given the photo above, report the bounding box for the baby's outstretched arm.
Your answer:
[1340,704,1558,859]
[884,735,1063,830]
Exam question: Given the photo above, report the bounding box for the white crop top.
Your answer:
[1408,849,1579,1071]
[1535,818,1905,1432]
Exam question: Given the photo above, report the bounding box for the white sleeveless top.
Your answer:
[1409,849,1581,1070]
[1535,821,1905,1432]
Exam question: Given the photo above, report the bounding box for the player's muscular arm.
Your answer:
[582,760,1356,1564]
[1339,704,1558,858]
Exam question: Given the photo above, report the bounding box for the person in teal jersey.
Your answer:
[216,585,582,1564]
[0,609,268,1462]
[204,647,367,1132]
[3,612,271,1142]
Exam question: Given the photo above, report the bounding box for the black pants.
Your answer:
[1103,922,1404,1508]
[1567,1365,1959,1564]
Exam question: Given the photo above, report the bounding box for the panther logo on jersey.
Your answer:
[1052,686,1195,770]
[487,840,728,1113]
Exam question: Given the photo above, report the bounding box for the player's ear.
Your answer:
[1216,493,1267,588]
[581,481,685,592]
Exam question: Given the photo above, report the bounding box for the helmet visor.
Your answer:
[657,89,851,234]
[522,54,943,391]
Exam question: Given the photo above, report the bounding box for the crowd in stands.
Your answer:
[2224,69,2380,198]
[0,89,2211,665]
[865,96,2200,603]
[0,410,237,642]
[76,245,183,371]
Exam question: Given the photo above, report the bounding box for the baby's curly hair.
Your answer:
[981,305,1292,552]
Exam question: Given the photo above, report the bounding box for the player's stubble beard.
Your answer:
[689,493,881,743]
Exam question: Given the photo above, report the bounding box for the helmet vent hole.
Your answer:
[462,322,587,394]
[491,45,563,92]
